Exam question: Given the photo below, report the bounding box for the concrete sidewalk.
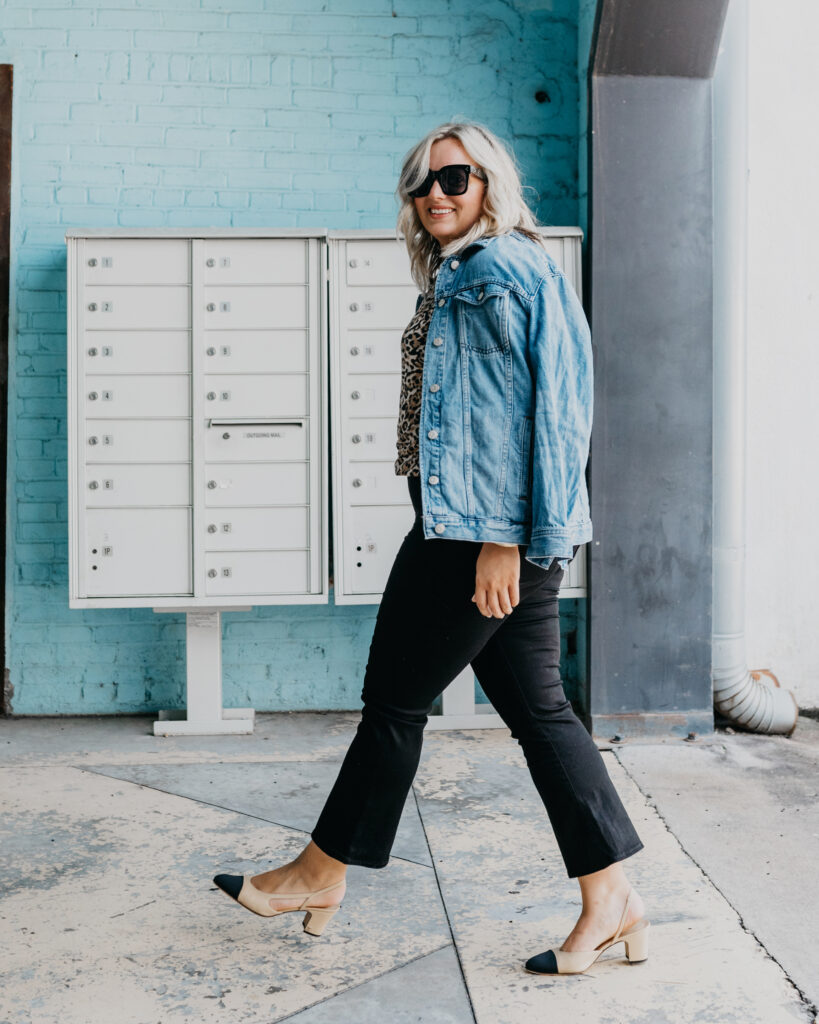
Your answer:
[0,710,817,1024]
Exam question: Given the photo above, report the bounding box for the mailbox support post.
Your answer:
[426,665,507,731]
[152,607,255,736]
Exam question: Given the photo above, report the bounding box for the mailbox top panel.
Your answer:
[326,226,583,239]
[66,228,329,239]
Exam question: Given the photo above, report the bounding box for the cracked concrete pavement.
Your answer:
[0,710,817,1024]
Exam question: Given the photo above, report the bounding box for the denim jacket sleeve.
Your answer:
[524,270,594,568]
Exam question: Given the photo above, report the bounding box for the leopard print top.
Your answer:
[395,254,443,477]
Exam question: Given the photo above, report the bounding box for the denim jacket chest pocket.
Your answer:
[452,283,511,355]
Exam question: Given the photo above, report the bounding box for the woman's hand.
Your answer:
[472,543,520,618]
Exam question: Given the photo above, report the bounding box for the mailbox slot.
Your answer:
[85,420,191,463]
[204,550,309,595]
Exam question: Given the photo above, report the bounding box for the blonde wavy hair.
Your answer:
[395,120,545,292]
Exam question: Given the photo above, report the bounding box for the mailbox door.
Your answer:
[83,508,191,597]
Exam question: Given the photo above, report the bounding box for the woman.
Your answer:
[214,121,650,975]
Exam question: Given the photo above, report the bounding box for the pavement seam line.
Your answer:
[269,942,458,1024]
[76,764,434,870]
[410,781,479,1024]
[612,747,819,1024]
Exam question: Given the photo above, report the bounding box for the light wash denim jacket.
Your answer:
[415,229,593,571]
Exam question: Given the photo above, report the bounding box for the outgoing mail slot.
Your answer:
[204,550,309,596]
[345,504,415,596]
[84,508,191,597]
[83,286,190,330]
[340,286,418,331]
[204,462,308,507]
[203,507,309,551]
[204,420,307,462]
[203,374,308,418]
[83,331,190,373]
[345,373,401,417]
[203,330,308,374]
[83,239,190,286]
[83,375,190,419]
[345,241,412,287]
[85,420,191,463]
[343,416,399,461]
[202,285,307,330]
[85,464,191,506]
[339,331,401,376]
[202,239,309,285]
[346,461,408,504]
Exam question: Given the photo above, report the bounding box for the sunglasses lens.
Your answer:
[440,166,469,195]
[409,170,435,198]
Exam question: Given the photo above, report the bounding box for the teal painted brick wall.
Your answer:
[1,0,584,716]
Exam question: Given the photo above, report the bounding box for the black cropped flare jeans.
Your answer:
[311,475,644,878]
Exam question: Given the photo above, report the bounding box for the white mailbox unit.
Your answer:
[328,229,588,729]
[66,226,588,736]
[66,228,328,735]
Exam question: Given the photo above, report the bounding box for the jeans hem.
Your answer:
[565,839,645,879]
[311,831,390,870]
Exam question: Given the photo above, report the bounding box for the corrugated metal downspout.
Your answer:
[712,0,798,735]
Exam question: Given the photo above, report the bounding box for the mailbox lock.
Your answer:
[349,258,358,268]
[87,347,98,357]
[352,478,362,488]
[349,346,359,356]
[206,303,216,312]
[206,347,216,356]
[88,480,99,490]
[351,434,361,444]
[88,391,98,401]
[207,480,217,489]
[349,302,359,312]
[87,303,97,311]
[207,524,217,533]
[351,390,360,400]
[88,436,98,446]
[222,432,230,440]
[87,258,98,267]
[206,392,216,401]
[206,258,215,267]
[208,569,218,578]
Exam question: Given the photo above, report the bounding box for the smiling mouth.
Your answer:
[428,208,455,216]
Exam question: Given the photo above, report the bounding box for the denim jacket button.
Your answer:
[432,336,443,346]
[450,260,460,270]
[437,298,445,307]
[428,475,439,485]
[429,383,440,393]
[434,523,446,534]
[427,429,438,439]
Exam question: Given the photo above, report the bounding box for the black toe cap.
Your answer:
[525,949,558,974]
[213,873,244,900]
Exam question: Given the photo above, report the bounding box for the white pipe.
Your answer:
[711,0,798,734]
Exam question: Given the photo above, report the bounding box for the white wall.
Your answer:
[744,1,819,706]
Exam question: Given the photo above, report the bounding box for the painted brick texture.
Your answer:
[0,0,582,714]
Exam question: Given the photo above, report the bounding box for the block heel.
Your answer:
[623,919,650,962]
[302,904,340,936]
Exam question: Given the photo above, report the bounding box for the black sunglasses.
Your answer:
[408,164,487,199]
